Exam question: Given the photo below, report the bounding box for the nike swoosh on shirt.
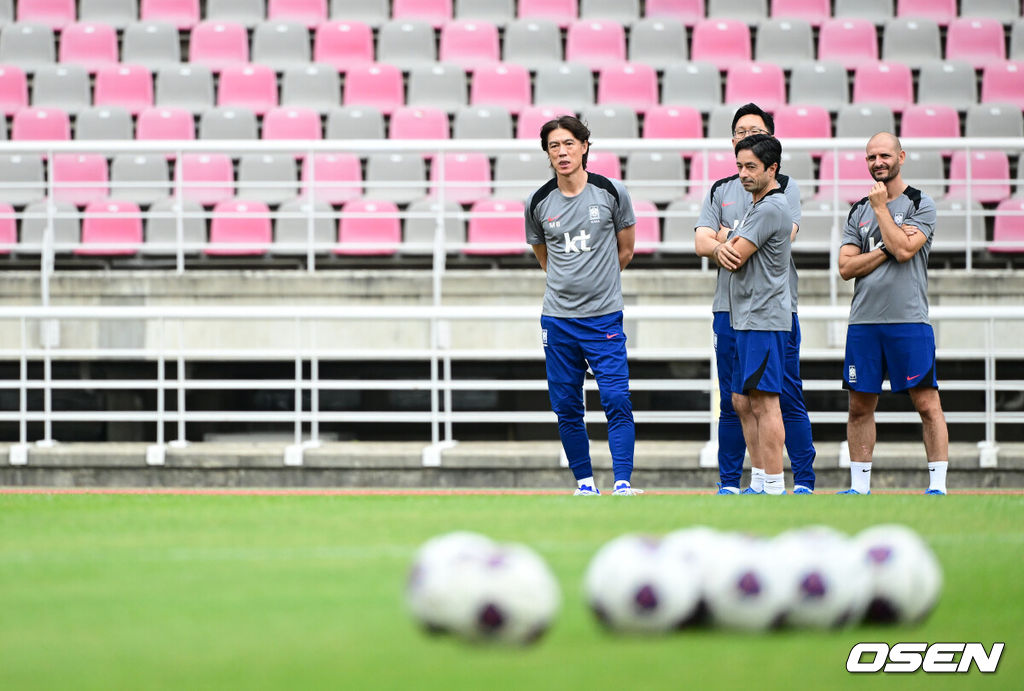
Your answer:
[546,214,562,222]
[859,221,871,227]
[722,201,736,207]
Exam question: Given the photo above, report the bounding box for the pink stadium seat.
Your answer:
[816,150,875,204]
[439,20,500,70]
[852,62,914,113]
[429,152,491,204]
[597,63,658,114]
[313,21,374,71]
[645,0,704,27]
[723,62,785,112]
[51,154,109,207]
[691,19,752,71]
[17,0,76,30]
[896,0,955,26]
[301,153,362,205]
[392,0,453,28]
[94,65,154,115]
[772,105,831,152]
[218,64,279,115]
[643,105,703,141]
[818,19,878,70]
[465,199,526,254]
[631,199,660,254]
[140,0,200,30]
[189,21,250,73]
[0,65,29,116]
[0,203,14,254]
[946,18,1006,70]
[389,106,450,145]
[990,199,1024,253]
[175,154,235,206]
[207,199,272,255]
[262,106,322,141]
[469,63,531,114]
[59,22,118,73]
[516,105,575,139]
[770,0,830,27]
[687,151,739,199]
[565,20,627,70]
[947,151,1011,204]
[899,104,960,142]
[518,0,578,29]
[77,200,143,255]
[12,107,71,141]
[343,63,404,115]
[336,199,401,255]
[981,62,1024,111]
[267,0,326,28]
[585,151,621,180]
[136,106,195,145]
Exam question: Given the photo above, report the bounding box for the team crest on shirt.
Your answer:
[893,212,904,225]
[589,205,600,223]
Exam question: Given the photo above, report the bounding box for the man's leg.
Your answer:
[714,313,745,491]
[781,313,816,491]
[733,391,764,492]
[909,385,949,494]
[584,335,635,486]
[845,390,879,494]
[749,390,785,485]
[542,319,591,487]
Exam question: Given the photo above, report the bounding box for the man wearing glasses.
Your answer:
[693,103,816,495]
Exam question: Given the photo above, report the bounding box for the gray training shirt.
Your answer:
[696,173,802,313]
[729,188,793,331]
[841,186,937,325]
[525,172,636,318]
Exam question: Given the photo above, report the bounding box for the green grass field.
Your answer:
[1,491,1021,690]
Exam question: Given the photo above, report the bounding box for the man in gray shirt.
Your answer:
[525,115,639,496]
[837,132,948,496]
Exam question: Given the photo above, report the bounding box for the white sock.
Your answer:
[763,473,786,495]
[928,461,948,493]
[577,476,596,489]
[749,467,765,492]
[851,462,872,494]
[614,480,631,490]
[720,486,739,494]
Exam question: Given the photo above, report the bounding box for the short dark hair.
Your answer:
[734,133,782,174]
[540,115,591,168]
[731,103,774,136]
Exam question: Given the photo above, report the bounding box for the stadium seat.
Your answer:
[580,0,638,22]
[12,106,70,141]
[440,20,500,70]
[852,62,914,113]
[661,62,721,113]
[110,154,170,205]
[155,65,215,113]
[945,18,1006,70]
[581,105,638,140]
[271,198,334,255]
[143,197,206,255]
[262,106,322,144]
[931,198,985,256]
[336,198,401,255]
[429,152,491,204]
[755,18,814,70]
[899,105,961,149]
[51,154,109,207]
[199,106,259,140]
[583,151,621,180]
[174,153,234,206]
[267,0,325,28]
[393,0,452,28]
[793,199,847,252]
[959,0,1020,25]
[406,63,469,112]
[364,153,427,204]
[207,199,272,255]
[626,152,685,204]
[75,106,135,140]
[0,202,15,254]
[965,104,1024,140]
[628,18,688,70]
[881,18,941,69]
[779,150,814,188]
[313,20,374,71]
[94,65,154,116]
[378,20,437,70]
[691,19,751,70]
[516,105,574,139]
[661,198,702,252]
[17,0,76,30]
[833,0,893,23]
[206,0,265,27]
[770,0,829,26]
[58,22,119,73]
[301,153,362,205]
[1012,19,1024,61]
[389,106,450,142]
[990,199,1024,253]
[818,19,878,70]
[502,20,562,70]
[135,106,194,146]
[278,64,340,113]
[31,65,91,115]
[330,0,388,27]
[835,104,895,140]
[705,104,736,138]
[122,21,181,71]
[518,0,577,28]
[903,150,946,200]
[772,105,831,150]
[469,63,531,114]
[455,0,514,26]
[631,199,660,254]
[325,105,385,139]
[534,63,595,111]
[0,22,56,73]
[0,65,27,116]
[76,200,143,255]
[237,153,298,206]
[20,200,79,252]
[189,21,249,72]
[981,63,1024,111]
[251,20,312,71]
[452,105,513,139]
[643,105,703,143]
[217,64,278,115]
[0,154,45,206]
[597,63,658,114]
[707,0,766,24]
[916,61,978,112]
[494,152,550,199]
[947,151,1011,204]
[895,0,954,26]
[139,0,199,30]
[565,20,627,70]
[688,151,738,199]
[723,62,785,112]
[343,64,404,115]
[645,0,704,27]
[402,196,465,255]
[465,198,525,255]
[816,150,872,204]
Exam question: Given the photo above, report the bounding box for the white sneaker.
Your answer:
[573,484,600,496]
[612,483,644,496]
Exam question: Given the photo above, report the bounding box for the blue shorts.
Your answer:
[731,330,788,395]
[843,323,938,394]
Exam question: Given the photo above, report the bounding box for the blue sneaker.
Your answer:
[741,487,765,495]
[924,488,946,495]
[716,483,739,495]
[836,488,870,495]
[573,484,600,496]
[793,486,814,495]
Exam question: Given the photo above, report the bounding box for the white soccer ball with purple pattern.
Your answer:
[703,534,797,631]
[853,524,943,624]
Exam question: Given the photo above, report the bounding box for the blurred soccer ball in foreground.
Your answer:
[854,523,943,624]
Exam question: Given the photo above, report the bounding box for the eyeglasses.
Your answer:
[733,128,769,138]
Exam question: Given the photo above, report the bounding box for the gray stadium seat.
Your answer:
[882,18,941,69]
[251,21,312,71]
[625,152,686,204]
[959,0,1020,25]
[122,21,181,72]
[406,63,469,112]
[789,62,848,112]
[755,19,814,70]
[273,198,335,255]
[0,113,6,139]
[1012,19,1024,61]
[534,62,595,111]
[144,197,206,255]
[965,104,1024,139]
[580,105,638,140]
[917,61,977,111]
[835,104,896,139]
[452,106,513,139]
[494,152,551,200]
[794,200,847,253]
[903,150,946,201]
[19,200,79,253]
[330,0,389,28]
[237,154,299,206]
[0,154,45,205]
[705,105,736,139]
[110,154,170,206]
[628,18,688,70]
[280,64,341,113]
[377,20,437,71]
[455,0,515,26]
[707,0,767,24]
[402,197,465,255]
[79,0,139,30]
[0,22,55,74]
[503,20,562,70]
[932,198,986,255]
[31,65,91,115]
[364,153,428,204]
[155,65,215,114]
[206,0,265,28]
[580,0,640,23]
[661,62,721,113]
[325,106,386,139]
[661,199,702,254]
[0,0,11,26]
[75,106,134,141]
[198,107,259,139]
[780,151,815,190]
[833,0,893,24]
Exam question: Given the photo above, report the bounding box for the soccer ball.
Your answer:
[853,524,943,624]
[703,533,796,631]
[406,531,497,635]
[658,526,724,627]
[584,534,703,634]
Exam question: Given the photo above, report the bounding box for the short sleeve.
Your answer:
[905,194,937,239]
[784,177,802,227]
[612,179,636,231]
[696,182,722,230]
[524,191,544,245]
[841,203,864,248]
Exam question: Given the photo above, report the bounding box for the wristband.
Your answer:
[881,246,895,260]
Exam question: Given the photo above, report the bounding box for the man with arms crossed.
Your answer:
[525,116,640,496]
[837,132,948,495]
[694,103,816,495]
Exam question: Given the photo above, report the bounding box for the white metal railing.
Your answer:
[2,304,1022,467]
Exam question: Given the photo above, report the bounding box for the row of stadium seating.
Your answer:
[4,0,1022,31]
